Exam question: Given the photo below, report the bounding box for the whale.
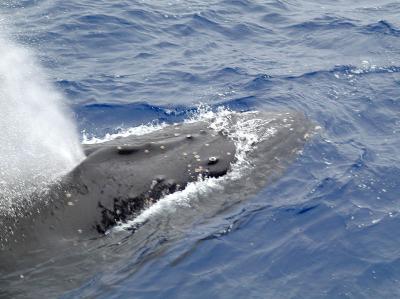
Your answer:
[0,110,314,271]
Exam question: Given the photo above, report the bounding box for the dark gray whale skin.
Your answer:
[0,120,236,258]
[0,111,313,269]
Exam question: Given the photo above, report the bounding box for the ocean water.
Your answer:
[1,0,400,298]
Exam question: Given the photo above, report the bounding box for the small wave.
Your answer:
[221,0,265,11]
[261,13,289,24]
[282,63,400,81]
[123,8,161,23]
[244,74,272,89]
[285,16,356,32]
[288,18,400,38]
[236,62,400,92]
[187,12,265,40]
[77,14,133,26]
[363,20,400,37]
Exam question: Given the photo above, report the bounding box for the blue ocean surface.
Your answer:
[1,0,400,298]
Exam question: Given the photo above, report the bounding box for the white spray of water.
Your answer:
[0,34,84,213]
[82,122,168,144]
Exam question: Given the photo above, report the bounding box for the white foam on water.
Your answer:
[0,33,84,214]
[82,122,168,144]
